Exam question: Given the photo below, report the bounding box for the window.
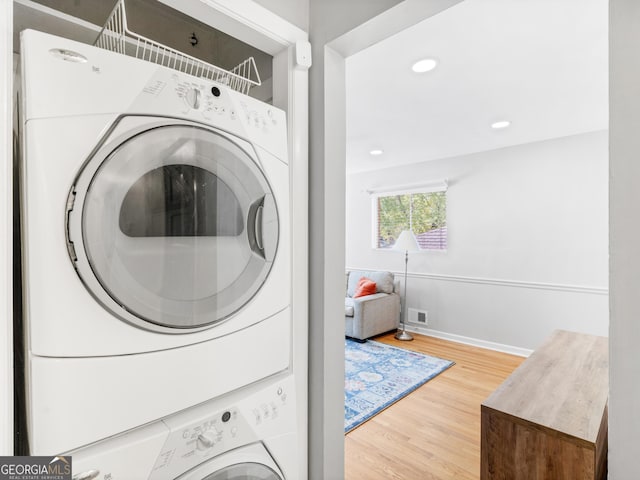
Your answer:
[374,189,447,250]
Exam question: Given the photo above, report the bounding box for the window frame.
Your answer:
[371,183,448,251]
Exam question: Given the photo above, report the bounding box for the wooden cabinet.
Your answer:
[481,330,608,480]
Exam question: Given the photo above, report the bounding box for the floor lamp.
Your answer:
[393,230,420,341]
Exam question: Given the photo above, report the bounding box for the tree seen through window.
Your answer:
[376,191,447,250]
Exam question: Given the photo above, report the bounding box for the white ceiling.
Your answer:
[345,0,608,174]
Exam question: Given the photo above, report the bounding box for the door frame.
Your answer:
[0,0,13,458]
[310,1,464,477]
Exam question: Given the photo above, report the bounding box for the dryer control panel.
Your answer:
[22,28,288,163]
[170,76,282,136]
[172,77,239,123]
[130,68,289,162]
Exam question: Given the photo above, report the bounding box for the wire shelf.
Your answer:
[94,0,261,95]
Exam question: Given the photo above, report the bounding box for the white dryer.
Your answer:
[19,29,292,454]
[68,374,298,480]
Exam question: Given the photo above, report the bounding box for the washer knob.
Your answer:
[196,432,216,450]
[185,88,201,109]
[72,471,100,480]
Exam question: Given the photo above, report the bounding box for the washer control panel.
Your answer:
[69,377,294,480]
[149,407,249,480]
[148,380,292,480]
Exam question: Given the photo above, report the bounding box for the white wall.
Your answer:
[610,0,640,476]
[307,2,406,478]
[254,0,308,31]
[347,130,609,351]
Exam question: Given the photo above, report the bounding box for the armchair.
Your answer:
[345,270,401,342]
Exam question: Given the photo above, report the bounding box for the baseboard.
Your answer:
[406,325,533,357]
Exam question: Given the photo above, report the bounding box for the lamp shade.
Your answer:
[392,230,420,253]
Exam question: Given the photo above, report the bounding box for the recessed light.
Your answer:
[411,58,438,73]
[491,120,511,130]
[369,149,384,156]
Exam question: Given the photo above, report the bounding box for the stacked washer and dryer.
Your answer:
[18,27,297,479]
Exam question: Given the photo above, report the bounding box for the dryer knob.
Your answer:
[185,88,201,109]
[196,432,216,450]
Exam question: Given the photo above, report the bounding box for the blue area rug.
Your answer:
[345,339,454,433]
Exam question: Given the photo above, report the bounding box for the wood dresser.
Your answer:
[481,330,608,480]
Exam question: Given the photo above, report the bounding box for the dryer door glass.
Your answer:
[202,462,282,480]
[81,125,278,329]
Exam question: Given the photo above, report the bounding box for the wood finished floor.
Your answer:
[345,332,524,480]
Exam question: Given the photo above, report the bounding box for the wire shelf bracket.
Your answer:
[94,0,261,95]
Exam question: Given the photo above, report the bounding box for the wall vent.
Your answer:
[408,308,428,326]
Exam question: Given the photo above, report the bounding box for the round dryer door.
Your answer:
[68,121,279,332]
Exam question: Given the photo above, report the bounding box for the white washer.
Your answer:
[19,30,292,454]
[68,374,298,480]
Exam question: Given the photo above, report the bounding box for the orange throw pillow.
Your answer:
[353,277,377,298]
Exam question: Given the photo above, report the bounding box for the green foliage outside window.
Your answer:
[377,191,447,249]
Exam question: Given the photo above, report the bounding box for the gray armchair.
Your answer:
[345,270,401,342]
